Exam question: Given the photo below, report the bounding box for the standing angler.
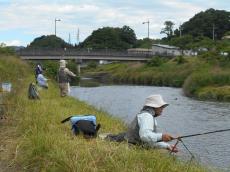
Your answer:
[57,60,77,97]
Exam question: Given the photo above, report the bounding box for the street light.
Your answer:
[143,20,151,53]
[55,18,61,36]
[142,20,150,39]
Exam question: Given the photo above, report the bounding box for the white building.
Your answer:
[127,44,197,57]
[152,44,181,56]
[127,48,152,55]
[152,44,196,56]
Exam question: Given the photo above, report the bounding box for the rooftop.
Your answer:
[152,44,179,49]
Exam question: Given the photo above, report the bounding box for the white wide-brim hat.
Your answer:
[144,94,169,108]
[60,60,67,68]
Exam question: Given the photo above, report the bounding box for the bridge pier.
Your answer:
[75,59,82,76]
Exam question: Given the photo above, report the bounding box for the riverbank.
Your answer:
[0,54,208,171]
[82,56,230,102]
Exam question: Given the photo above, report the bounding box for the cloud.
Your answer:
[4,40,22,46]
[0,0,229,46]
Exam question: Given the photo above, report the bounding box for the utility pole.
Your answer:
[212,24,215,41]
[55,18,61,36]
[179,24,182,37]
[68,33,71,45]
[77,28,80,45]
[143,20,150,39]
[143,20,150,54]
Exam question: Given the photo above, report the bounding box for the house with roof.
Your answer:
[152,44,181,56]
[152,44,196,56]
[127,48,152,55]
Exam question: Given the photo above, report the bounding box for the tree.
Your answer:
[120,25,137,45]
[80,26,137,50]
[28,35,72,48]
[160,21,175,39]
[181,8,230,40]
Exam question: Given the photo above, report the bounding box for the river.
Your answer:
[69,85,230,171]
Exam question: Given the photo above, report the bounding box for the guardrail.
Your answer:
[16,48,152,57]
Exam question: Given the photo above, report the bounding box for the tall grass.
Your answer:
[0,54,209,171]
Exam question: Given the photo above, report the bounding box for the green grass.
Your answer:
[0,54,210,171]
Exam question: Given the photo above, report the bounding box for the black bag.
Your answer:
[61,116,101,138]
[72,120,101,137]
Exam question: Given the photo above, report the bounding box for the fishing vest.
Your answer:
[124,116,141,144]
[58,68,69,83]
[125,108,156,145]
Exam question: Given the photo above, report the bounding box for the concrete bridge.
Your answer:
[17,48,152,61]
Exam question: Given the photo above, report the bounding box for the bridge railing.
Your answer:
[17,48,153,57]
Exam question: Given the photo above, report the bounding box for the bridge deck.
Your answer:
[17,48,153,61]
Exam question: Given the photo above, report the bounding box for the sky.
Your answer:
[0,0,229,47]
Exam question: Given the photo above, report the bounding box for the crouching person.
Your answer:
[104,94,178,153]
[37,73,48,89]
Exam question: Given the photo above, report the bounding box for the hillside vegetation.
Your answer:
[0,53,209,171]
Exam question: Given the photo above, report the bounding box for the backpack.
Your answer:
[61,115,101,138]
[28,83,40,99]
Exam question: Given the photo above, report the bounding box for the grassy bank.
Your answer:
[83,56,230,101]
[1,54,209,171]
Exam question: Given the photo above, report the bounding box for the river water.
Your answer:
[70,85,230,171]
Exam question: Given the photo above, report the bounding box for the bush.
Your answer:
[173,55,187,64]
[0,47,15,55]
[183,70,230,97]
[87,61,98,68]
[146,56,164,67]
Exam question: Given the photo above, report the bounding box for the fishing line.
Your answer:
[169,128,230,172]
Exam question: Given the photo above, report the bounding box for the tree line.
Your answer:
[27,8,229,51]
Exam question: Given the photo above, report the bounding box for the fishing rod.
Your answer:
[174,128,230,140]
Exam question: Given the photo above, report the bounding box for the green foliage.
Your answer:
[181,8,230,40]
[168,35,194,49]
[160,21,174,39]
[166,35,215,51]
[146,56,164,67]
[0,44,15,55]
[183,69,230,97]
[173,56,187,64]
[80,26,137,49]
[197,86,230,101]
[134,38,159,49]
[198,51,219,61]
[28,35,72,48]
[87,61,98,69]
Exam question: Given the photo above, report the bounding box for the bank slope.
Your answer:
[0,54,208,172]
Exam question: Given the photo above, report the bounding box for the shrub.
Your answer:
[146,56,164,67]
[87,61,98,68]
[174,55,187,64]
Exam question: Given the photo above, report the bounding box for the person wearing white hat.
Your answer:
[57,60,77,97]
[104,94,178,152]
